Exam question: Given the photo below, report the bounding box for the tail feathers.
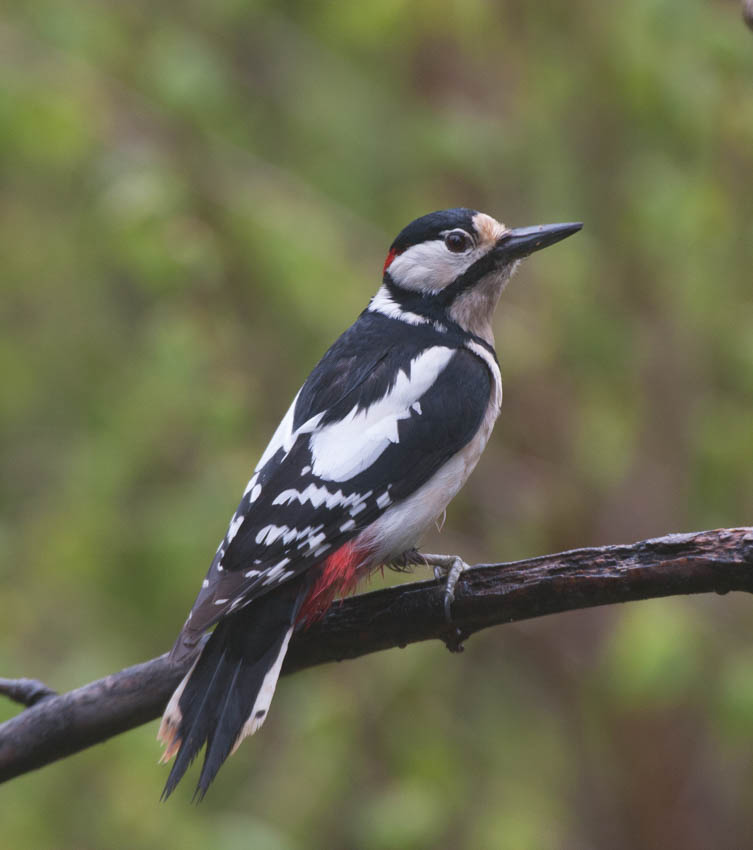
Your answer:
[159,578,306,800]
[196,626,292,796]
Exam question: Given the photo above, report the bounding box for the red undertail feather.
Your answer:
[298,541,362,623]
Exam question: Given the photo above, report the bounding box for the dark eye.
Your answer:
[444,230,471,253]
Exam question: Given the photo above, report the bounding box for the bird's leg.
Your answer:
[394,550,470,623]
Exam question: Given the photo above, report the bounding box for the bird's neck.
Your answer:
[445,271,509,347]
[370,272,512,350]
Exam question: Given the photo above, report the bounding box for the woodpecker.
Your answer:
[158,208,581,798]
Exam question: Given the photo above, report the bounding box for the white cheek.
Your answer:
[389,241,481,293]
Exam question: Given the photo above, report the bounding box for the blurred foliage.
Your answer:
[1,0,753,847]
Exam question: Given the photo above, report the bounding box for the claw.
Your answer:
[421,552,469,623]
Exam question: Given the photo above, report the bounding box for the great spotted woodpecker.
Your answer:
[158,208,581,798]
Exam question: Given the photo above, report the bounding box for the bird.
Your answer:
[158,207,581,799]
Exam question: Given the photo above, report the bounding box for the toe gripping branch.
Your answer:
[394,550,471,652]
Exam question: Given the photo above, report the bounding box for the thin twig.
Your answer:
[1,527,752,784]
[0,678,57,708]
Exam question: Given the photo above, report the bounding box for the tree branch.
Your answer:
[2,527,752,784]
[744,0,753,32]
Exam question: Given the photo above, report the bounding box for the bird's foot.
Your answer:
[420,552,470,623]
[392,549,470,652]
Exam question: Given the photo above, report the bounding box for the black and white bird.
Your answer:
[158,208,581,798]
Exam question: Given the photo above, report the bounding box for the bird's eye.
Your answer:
[444,230,471,253]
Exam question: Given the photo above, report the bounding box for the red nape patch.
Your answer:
[382,248,398,276]
[298,542,363,625]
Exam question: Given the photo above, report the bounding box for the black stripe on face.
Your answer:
[435,248,504,306]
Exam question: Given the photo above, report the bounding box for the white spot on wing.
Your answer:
[256,524,286,546]
[226,514,244,544]
[262,558,292,586]
[305,531,326,551]
[340,519,356,532]
[376,491,391,509]
[256,523,328,548]
[272,482,368,512]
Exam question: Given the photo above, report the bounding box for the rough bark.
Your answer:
[1,527,752,783]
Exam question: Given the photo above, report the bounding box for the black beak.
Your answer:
[494,222,582,261]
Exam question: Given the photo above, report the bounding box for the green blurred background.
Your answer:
[2,1,753,847]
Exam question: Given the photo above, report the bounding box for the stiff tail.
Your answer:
[158,577,306,800]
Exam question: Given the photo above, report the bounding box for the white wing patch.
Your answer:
[309,346,455,482]
[254,390,325,472]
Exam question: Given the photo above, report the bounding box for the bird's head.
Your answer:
[377,208,582,342]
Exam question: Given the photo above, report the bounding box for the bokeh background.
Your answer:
[2,1,753,847]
